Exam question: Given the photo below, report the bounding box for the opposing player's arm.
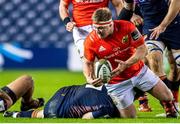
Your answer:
[111,0,124,16]
[117,0,134,20]
[159,0,180,29]
[149,0,180,39]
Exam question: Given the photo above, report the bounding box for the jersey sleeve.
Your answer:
[84,36,96,62]
[128,22,144,48]
[92,109,109,118]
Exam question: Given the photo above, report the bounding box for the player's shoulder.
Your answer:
[114,20,134,27]
[85,31,98,43]
[114,20,135,32]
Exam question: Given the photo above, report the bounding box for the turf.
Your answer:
[0,69,179,123]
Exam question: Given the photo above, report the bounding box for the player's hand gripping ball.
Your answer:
[95,59,112,83]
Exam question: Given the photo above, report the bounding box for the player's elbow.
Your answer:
[137,44,147,59]
[82,112,94,119]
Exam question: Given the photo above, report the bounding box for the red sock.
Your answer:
[172,91,179,103]
[171,81,180,103]
[161,101,176,115]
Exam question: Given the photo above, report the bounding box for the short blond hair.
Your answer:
[92,7,112,23]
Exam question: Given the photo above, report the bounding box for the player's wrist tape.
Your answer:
[124,0,133,3]
[63,17,71,26]
[118,8,133,21]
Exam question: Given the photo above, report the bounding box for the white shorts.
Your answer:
[72,25,93,58]
[105,65,160,109]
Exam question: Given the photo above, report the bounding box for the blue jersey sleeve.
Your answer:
[92,109,109,118]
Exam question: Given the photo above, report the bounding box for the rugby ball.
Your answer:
[94,59,112,83]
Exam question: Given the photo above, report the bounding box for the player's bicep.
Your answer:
[130,27,144,48]
[84,39,95,62]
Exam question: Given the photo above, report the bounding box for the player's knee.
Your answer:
[21,75,34,88]
[119,104,136,118]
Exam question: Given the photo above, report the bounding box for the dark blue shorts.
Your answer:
[44,86,70,118]
[144,19,180,50]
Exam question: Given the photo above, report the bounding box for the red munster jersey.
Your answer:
[84,20,145,84]
[64,0,109,27]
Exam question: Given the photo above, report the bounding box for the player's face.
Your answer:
[93,22,114,39]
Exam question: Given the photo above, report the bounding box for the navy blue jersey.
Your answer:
[136,0,180,49]
[136,0,180,32]
[44,84,119,118]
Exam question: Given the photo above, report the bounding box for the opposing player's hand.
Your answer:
[149,25,166,40]
[87,77,103,87]
[66,22,76,32]
[111,59,127,77]
[131,14,143,26]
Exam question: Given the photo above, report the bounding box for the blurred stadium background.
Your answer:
[0,0,84,71]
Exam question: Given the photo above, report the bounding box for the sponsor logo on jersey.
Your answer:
[131,29,141,41]
[99,46,106,52]
[122,35,128,44]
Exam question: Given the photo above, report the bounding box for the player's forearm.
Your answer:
[83,60,95,83]
[125,44,147,68]
[160,0,180,28]
[59,0,70,20]
[117,0,134,20]
[123,0,134,11]
[111,0,124,16]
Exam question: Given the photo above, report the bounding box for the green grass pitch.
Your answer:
[0,69,179,123]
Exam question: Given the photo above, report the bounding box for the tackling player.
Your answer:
[83,7,178,118]
[0,75,44,112]
[4,83,120,119]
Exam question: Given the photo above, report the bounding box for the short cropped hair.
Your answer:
[92,7,112,23]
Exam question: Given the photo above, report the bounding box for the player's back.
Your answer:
[70,0,109,27]
[44,84,119,118]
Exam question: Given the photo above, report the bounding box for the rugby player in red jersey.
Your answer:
[83,7,177,118]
